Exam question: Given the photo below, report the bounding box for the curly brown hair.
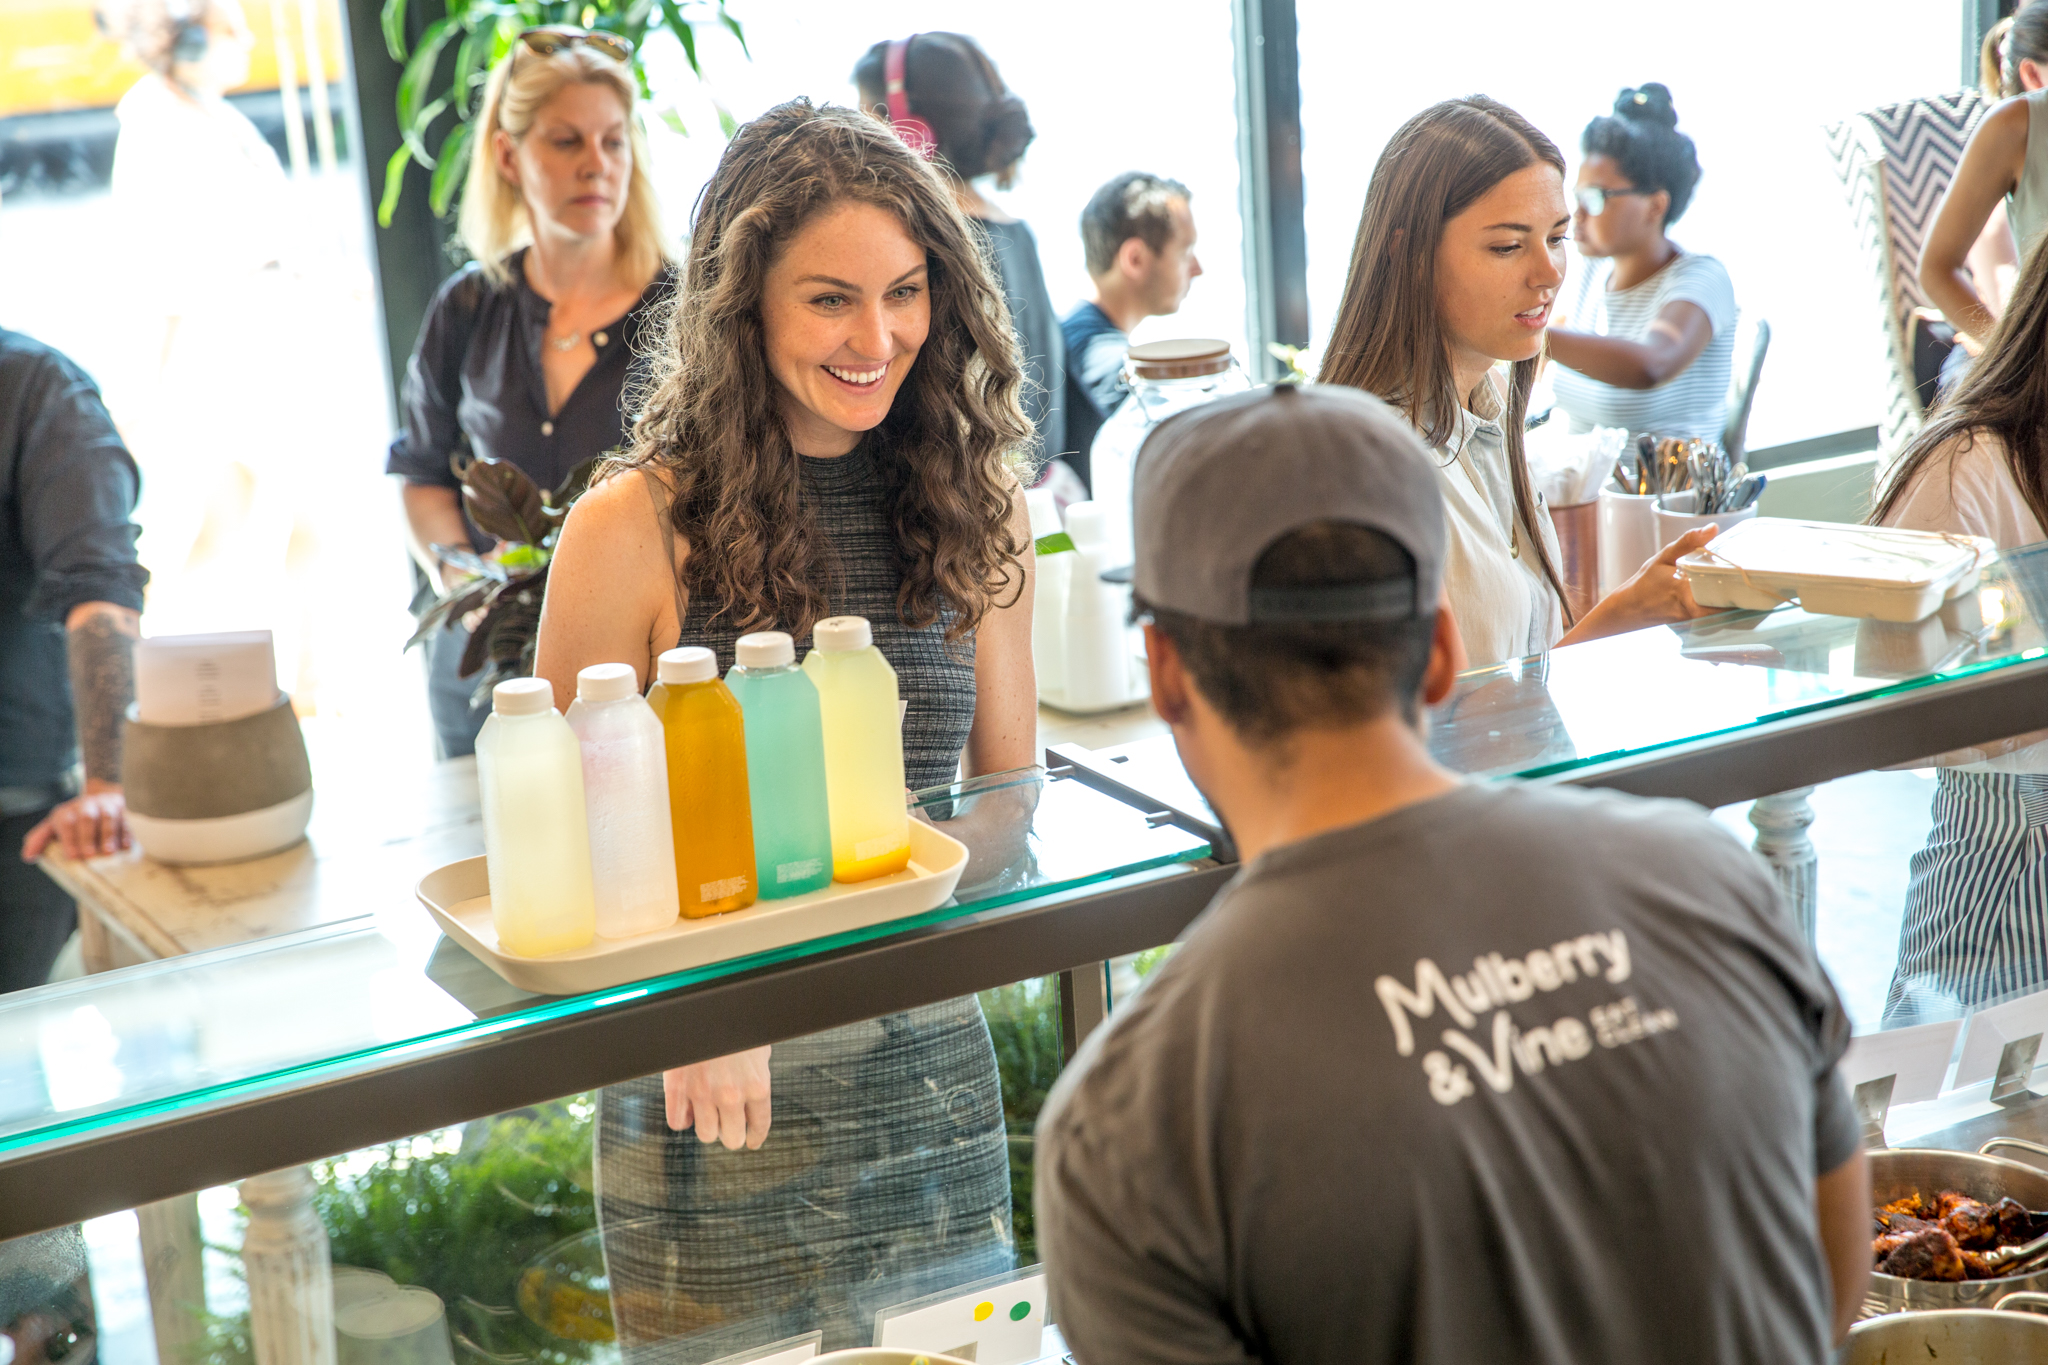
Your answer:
[623,99,1031,643]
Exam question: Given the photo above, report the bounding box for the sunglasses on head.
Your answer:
[1575,186,1654,216]
[515,25,634,66]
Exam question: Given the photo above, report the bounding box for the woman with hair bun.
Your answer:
[855,33,1069,476]
[1546,83,1738,440]
[386,29,674,756]
[1922,3,2048,345]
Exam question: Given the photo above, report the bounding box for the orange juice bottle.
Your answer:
[646,647,757,917]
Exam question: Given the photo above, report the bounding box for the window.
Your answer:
[642,2,1248,362]
[1296,1,1964,450]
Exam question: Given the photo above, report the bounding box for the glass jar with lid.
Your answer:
[1086,338,1250,568]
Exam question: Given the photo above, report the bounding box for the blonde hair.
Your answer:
[458,43,667,288]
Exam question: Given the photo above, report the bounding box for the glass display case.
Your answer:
[12,545,2048,1363]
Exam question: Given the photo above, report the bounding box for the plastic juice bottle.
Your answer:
[1026,488,1071,700]
[646,646,758,917]
[1063,545,1132,710]
[802,616,911,882]
[564,662,680,938]
[475,678,597,956]
[725,631,834,900]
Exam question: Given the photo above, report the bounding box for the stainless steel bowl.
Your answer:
[1867,1143,2048,1312]
[1843,1292,2048,1362]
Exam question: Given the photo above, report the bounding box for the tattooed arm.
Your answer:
[21,602,140,862]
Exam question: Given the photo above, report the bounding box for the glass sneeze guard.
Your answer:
[1429,540,2048,780]
[1059,541,2048,831]
[0,769,1208,1162]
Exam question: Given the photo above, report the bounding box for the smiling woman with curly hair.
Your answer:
[533,98,1036,1357]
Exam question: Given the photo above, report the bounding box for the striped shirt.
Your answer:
[1551,250,1737,440]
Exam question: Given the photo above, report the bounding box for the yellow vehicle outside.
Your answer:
[0,0,345,121]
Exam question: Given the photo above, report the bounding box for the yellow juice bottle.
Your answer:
[647,647,758,917]
[801,617,911,882]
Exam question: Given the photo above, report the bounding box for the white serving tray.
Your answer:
[417,819,970,994]
[1677,518,1997,622]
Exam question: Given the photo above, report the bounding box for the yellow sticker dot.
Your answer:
[973,1301,995,1322]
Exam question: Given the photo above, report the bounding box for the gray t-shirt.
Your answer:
[1036,782,1858,1365]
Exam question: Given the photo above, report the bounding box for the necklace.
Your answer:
[549,331,581,353]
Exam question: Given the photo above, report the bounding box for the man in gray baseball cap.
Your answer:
[1035,384,1869,1364]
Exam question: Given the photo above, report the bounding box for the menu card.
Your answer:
[134,631,281,726]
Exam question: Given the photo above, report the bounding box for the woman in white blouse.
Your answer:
[1873,230,2048,1023]
[1318,96,1715,667]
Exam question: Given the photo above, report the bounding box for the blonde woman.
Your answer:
[387,26,673,755]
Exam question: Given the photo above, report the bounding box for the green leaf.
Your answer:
[1034,531,1076,556]
[718,5,748,59]
[658,0,700,76]
[714,99,735,139]
[452,23,496,117]
[498,543,548,571]
[429,120,474,217]
[380,0,408,62]
[377,145,411,228]
[395,16,459,147]
[404,95,449,166]
[658,106,685,137]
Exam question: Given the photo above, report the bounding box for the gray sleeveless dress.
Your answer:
[594,442,1015,1361]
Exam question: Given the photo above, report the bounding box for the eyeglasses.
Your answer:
[514,26,634,67]
[1575,186,1654,216]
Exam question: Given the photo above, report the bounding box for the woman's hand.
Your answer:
[1559,526,1721,645]
[663,1046,773,1150]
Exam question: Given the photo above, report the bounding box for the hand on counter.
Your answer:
[21,780,129,862]
[664,1045,772,1150]
[1559,526,1721,647]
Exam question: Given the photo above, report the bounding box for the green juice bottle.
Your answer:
[725,631,834,899]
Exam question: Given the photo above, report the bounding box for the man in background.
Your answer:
[1034,385,1869,1364]
[4,327,147,991]
[1061,172,1202,487]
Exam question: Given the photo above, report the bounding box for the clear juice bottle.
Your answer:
[646,646,758,917]
[475,677,597,956]
[565,662,680,938]
[725,631,834,899]
[802,616,911,882]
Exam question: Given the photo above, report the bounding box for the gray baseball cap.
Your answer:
[1131,383,1446,626]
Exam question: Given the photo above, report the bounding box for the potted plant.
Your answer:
[407,454,595,705]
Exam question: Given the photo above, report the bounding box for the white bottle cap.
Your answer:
[493,677,555,716]
[577,662,638,702]
[657,647,718,684]
[1025,487,1062,540]
[734,631,795,669]
[1065,500,1107,550]
[812,616,872,652]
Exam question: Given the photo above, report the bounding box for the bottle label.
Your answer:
[699,875,748,902]
[855,833,904,860]
[775,858,824,883]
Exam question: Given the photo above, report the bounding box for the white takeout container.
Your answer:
[1675,518,1997,622]
[418,818,970,994]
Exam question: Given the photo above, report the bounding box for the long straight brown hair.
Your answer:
[1317,96,1571,622]
[1870,229,2048,533]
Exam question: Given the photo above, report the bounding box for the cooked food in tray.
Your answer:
[1873,1190,2048,1281]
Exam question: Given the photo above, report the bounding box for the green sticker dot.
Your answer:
[1009,1300,1031,1321]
